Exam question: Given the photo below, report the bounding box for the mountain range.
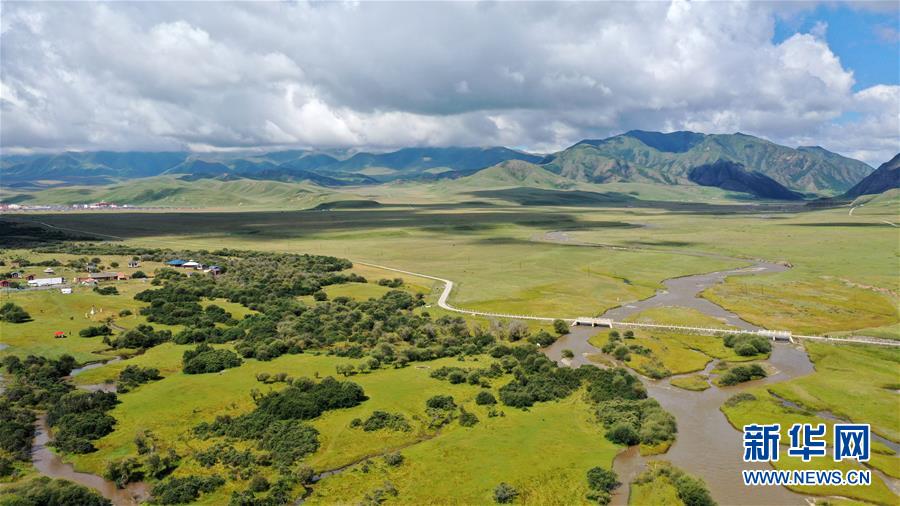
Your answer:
[1,130,887,201]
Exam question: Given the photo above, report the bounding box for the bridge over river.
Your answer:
[356,261,900,348]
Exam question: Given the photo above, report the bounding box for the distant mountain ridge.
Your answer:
[0,131,874,197]
[542,130,872,195]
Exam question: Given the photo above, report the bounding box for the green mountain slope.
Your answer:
[446,160,575,190]
[542,131,873,195]
[843,153,900,198]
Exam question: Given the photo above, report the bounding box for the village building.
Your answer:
[166,259,187,267]
[182,260,202,269]
[43,267,55,274]
[60,287,73,294]
[74,272,127,284]
[128,260,140,268]
[27,277,64,288]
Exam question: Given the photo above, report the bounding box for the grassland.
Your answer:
[307,392,617,505]
[585,308,764,379]
[669,374,710,391]
[6,184,894,338]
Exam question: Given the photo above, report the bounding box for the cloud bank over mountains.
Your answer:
[1,1,897,164]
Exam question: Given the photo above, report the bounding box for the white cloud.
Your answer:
[0,1,896,164]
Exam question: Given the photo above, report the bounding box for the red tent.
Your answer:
[54,331,66,338]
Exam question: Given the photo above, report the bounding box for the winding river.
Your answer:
[28,357,148,505]
[544,261,814,505]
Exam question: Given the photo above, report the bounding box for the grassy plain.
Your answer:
[6,185,894,337]
[669,374,710,391]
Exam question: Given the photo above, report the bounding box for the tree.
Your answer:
[623,330,634,339]
[493,483,519,504]
[553,319,570,335]
[0,302,31,323]
[131,271,147,279]
[561,349,575,359]
[313,290,327,301]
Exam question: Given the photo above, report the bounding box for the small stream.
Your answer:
[27,356,145,505]
[544,261,813,505]
[32,415,150,505]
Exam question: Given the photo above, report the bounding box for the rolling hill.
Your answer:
[0,176,366,209]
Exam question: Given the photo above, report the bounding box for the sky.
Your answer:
[1,1,898,165]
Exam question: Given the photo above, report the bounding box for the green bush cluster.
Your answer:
[723,334,772,356]
[595,398,676,447]
[0,477,111,506]
[718,364,766,386]
[79,324,113,338]
[151,475,226,505]
[116,365,162,392]
[633,462,716,506]
[0,302,31,323]
[182,344,243,374]
[350,411,412,432]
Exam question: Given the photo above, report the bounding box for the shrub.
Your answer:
[426,395,456,410]
[587,466,619,492]
[476,390,497,406]
[724,392,757,407]
[151,475,225,504]
[553,319,570,335]
[93,286,118,296]
[383,451,404,467]
[248,475,270,493]
[104,458,143,488]
[313,291,327,301]
[493,482,519,504]
[118,309,133,317]
[459,407,479,427]
[718,364,766,386]
[606,422,640,446]
[131,271,147,279]
[561,349,575,359]
[359,411,411,432]
[79,325,112,338]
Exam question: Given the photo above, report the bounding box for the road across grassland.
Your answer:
[355,261,900,348]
